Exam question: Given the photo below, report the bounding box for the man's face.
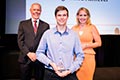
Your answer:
[55,10,68,26]
[30,4,41,20]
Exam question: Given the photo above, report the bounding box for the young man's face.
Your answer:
[55,10,68,26]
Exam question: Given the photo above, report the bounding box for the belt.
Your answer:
[46,68,69,73]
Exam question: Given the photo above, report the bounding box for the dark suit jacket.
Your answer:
[17,18,50,64]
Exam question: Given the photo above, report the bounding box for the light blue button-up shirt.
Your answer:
[36,27,84,73]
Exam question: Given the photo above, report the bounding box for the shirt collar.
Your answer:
[53,26,69,35]
[31,18,39,23]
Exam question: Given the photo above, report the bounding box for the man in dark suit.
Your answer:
[17,3,50,80]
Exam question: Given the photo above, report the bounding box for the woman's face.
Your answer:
[77,10,88,24]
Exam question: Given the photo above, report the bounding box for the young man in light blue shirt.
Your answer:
[36,6,84,80]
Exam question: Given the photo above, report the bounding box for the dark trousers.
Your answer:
[19,60,45,80]
[44,68,78,80]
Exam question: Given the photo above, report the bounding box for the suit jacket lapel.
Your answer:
[28,19,36,37]
[36,20,43,37]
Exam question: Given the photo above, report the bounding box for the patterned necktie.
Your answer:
[34,20,37,34]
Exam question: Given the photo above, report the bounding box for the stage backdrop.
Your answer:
[6,0,120,35]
